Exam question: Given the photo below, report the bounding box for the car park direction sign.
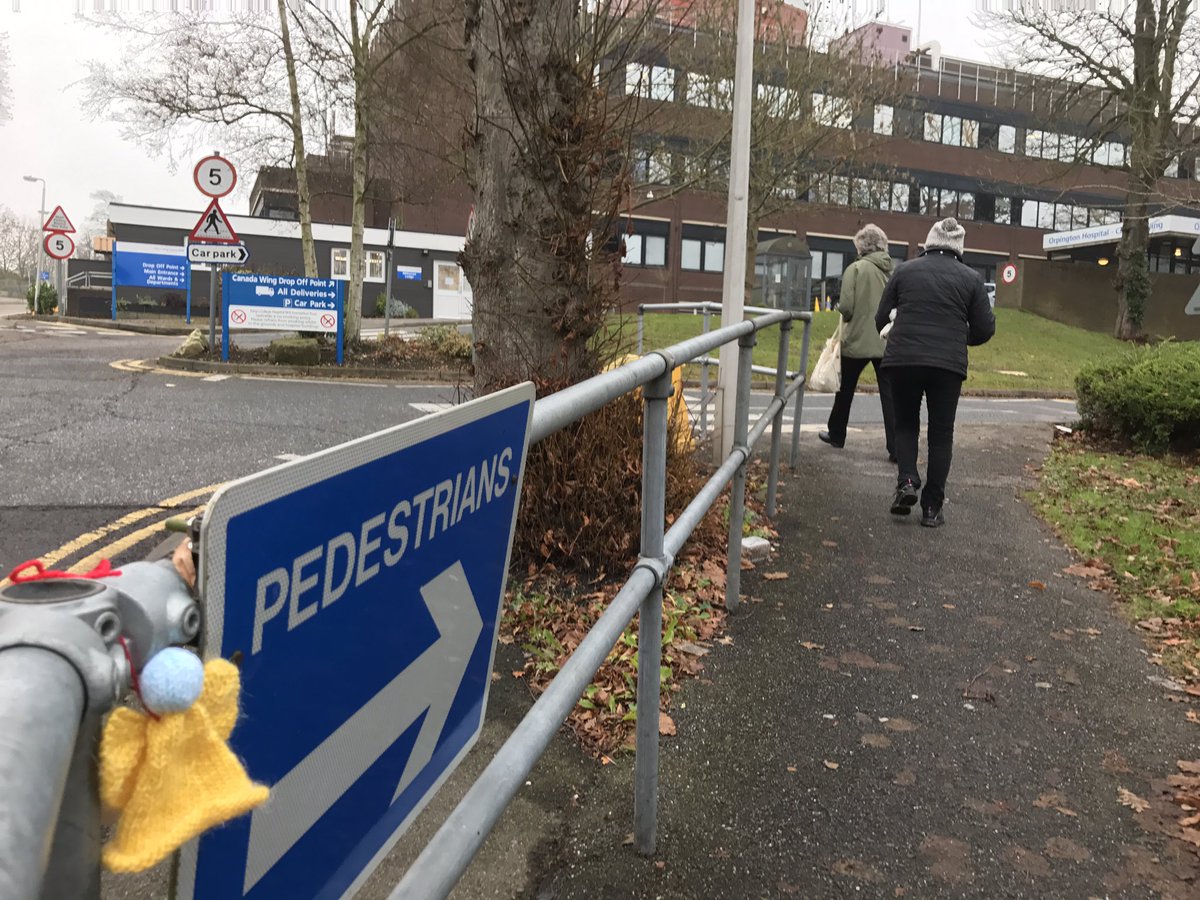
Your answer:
[182,383,535,900]
[188,243,249,265]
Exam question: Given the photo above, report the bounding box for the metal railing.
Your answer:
[0,306,811,899]
[635,301,804,444]
[390,306,812,898]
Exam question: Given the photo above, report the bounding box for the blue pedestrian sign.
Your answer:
[181,384,535,899]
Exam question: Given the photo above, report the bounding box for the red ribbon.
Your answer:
[7,559,122,584]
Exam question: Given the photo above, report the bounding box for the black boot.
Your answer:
[819,431,844,448]
[921,505,945,528]
[890,480,919,516]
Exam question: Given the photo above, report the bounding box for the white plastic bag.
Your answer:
[810,323,842,393]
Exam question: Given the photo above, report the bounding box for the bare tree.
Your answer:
[83,7,326,276]
[663,0,906,300]
[290,0,445,340]
[0,207,41,281]
[980,0,1200,339]
[76,190,122,261]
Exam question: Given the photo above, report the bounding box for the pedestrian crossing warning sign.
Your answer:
[43,205,75,234]
[190,199,240,245]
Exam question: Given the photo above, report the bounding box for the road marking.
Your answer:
[409,402,454,414]
[69,504,207,575]
[204,374,231,382]
[0,482,224,588]
[274,453,304,462]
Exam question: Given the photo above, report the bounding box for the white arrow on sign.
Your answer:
[187,243,249,265]
[242,561,483,893]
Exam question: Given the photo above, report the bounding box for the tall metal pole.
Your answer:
[713,0,756,462]
[384,218,395,338]
[208,265,218,353]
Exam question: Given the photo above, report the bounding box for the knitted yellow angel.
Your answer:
[100,647,269,873]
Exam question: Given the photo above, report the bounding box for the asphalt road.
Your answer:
[0,316,1078,577]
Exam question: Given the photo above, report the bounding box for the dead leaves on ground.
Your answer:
[1118,788,1151,814]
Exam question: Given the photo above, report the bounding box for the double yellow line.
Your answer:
[1,482,226,589]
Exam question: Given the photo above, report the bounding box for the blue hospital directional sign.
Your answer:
[181,383,535,900]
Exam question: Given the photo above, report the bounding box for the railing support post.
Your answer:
[790,317,813,469]
[766,317,792,517]
[634,366,672,856]
[637,305,645,356]
[725,332,755,612]
[700,308,711,438]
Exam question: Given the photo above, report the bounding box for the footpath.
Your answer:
[101,424,1199,899]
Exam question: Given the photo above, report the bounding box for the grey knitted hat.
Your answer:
[925,217,966,256]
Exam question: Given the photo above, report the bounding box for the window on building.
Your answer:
[994,196,1012,225]
[626,63,674,101]
[1021,200,1038,228]
[923,112,978,147]
[999,124,1016,154]
[687,74,732,109]
[619,220,669,268]
[829,175,850,206]
[958,191,976,221]
[873,104,894,136]
[631,146,672,184]
[682,230,725,273]
[1165,156,1180,178]
[331,247,350,279]
[1037,201,1056,229]
[757,84,797,117]
[813,92,853,129]
[824,251,844,279]
[891,182,911,213]
[1070,206,1089,229]
[366,250,385,282]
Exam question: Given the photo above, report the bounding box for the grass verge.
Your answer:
[623,308,1124,394]
[1033,435,1200,682]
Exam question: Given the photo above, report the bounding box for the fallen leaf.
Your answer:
[1034,792,1068,809]
[884,717,918,733]
[1188,710,1200,725]
[1119,477,1144,489]
[943,604,957,610]
[1029,581,1047,591]
[1179,761,1200,775]
[824,760,840,770]
[787,765,797,773]
[658,712,676,737]
[1182,813,1200,828]
[678,641,709,657]
[512,670,526,679]
[1054,806,1079,818]
[1118,788,1150,813]
[1180,828,1200,848]
[601,755,614,765]
[1064,563,1107,579]
[799,641,825,651]
[762,571,789,581]
[622,832,634,846]
[862,733,892,748]
[821,540,838,549]
[909,625,926,632]
[717,635,734,646]
[655,860,666,870]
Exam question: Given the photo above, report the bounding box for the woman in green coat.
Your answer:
[819,224,897,461]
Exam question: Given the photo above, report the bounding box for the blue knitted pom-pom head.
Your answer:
[140,647,205,715]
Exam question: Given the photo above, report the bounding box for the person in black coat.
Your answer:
[875,218,996,527]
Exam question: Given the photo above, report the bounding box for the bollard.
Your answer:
[700,308,711,438]
[725,332,756,612]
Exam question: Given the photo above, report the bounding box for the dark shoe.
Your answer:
[818,431,844,448]
[890,480,919,516]
[920,506,945,528]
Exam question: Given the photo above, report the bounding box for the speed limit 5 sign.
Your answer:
[44,232,75,260]
[194,154,238,199]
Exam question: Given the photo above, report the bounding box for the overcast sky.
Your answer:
[0,1,990,229]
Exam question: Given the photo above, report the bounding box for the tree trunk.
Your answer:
[1114,199,1151,340]
[462,0,601,395]
[277,0,317,278]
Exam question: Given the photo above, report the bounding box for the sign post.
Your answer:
[183,383,534,900]
[384,218,395,338]
[190,153,239,354]
[41,204,74,318]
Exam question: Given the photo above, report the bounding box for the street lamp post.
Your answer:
[23,175,46,316]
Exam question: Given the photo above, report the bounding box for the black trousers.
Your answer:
[889,365,963,509]
[826,356,896,456]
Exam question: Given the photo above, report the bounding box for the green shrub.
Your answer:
[25,281,58,315]
[415,324,472,362]
[1076,341,1200,452]
[374,294,421,319]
